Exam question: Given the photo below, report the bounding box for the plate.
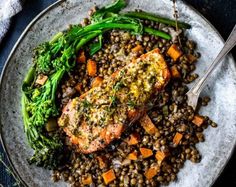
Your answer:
[0,0,236,186]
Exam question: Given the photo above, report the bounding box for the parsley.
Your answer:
[127,100,137,108]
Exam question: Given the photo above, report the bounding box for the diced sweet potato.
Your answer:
[170,65,181,78]
[144,164,160,179]
[87,59,97,76]
[128,151,138,160]
[97,156,107,169]
[173,132,183,145]
[126,132,140,145]
[140,147,153,158]
[192,115,204,127]
[139,114,158,135]
[132,44,144,53]
[35,74,48,85]
[77,50,86,63]
[91,76,103,88]
[167,44,183,61]
[82,174,93,185]
[75,83,83,92]
[102,169,116,185]
[155,151,168,163]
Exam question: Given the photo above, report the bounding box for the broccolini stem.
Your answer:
[124,11,191,29]
[144,27,171,40]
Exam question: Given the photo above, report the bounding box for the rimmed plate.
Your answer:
[0,0,236,186]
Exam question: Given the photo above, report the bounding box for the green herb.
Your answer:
[113,81,124,91]
[82,99,92,108]
[110,96,118,107]
[127,100,137,108]
[89,34,103,55]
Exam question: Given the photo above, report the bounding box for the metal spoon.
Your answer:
[186,24,236,110]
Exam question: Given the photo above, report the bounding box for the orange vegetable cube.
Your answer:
[77,50,86,63]
[102,169,116,185]
[132,44,144,53]
[97,156,107,169]
[140,148,153,158]
[128,151,138,160]
[139,114,158,135]
[87,59,97,76]
[155,151,168,162]
[192,115,204,127]
[75,83,83,92]
[82,174,93,185]
[144,164,160,179]
[126,132,140,145]
[91,76,103,88]
[170,65,181,78]
[173,132,183,145]
[167,44,183,61]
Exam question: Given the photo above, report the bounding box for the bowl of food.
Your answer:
[0,0,236,186]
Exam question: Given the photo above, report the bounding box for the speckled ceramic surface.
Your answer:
[0,0,236,186]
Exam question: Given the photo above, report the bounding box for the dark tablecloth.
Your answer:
[0,0,235,186]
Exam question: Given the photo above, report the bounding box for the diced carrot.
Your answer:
[167,44,183,61]
[127,109,142,121]
[192,115,204,127]
[77,50,86,63]
[187,54,197,63]
[97,156,107,169]
[126,132,140,145]
[102,169,116,185]
[139,114,158,135]
[140,147,153,158]
[131,44,144,53]
[82,174,93,185]
[87,59,97,76]
[128,151,138,160]
[91,76,103,88]
[111,70,120,79]
[144,164,160,179]
[173,132,183,145]
[35,74,48,85]
[170,65,181,78]
[155,151,168,163]
[75,83,83,92]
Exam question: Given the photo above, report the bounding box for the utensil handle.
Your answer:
[191,24,236,95]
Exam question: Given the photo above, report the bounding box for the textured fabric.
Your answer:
[0,0,22,43]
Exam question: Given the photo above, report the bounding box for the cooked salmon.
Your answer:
[58,48,170,153]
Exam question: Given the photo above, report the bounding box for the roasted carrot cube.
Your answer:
[87,59,97,76]
[192,115,204,127]
[77,50,86,63]
[126,132,140,145]
[97,156,107,169]
[91,76,103,88]
[82,174,93,185]
[167,44,183,61]
[132,44,144,53]
[173,132,183,145]
[139,114,158,135]
[170,65,181,78]
[140,148,153,158]
[155,151,168,162]
[145,164,160,179]
[75,83,83,92]
[102,169,116,185]
[128,151,138,160]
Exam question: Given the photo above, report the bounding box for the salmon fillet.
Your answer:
[58,48,170,153]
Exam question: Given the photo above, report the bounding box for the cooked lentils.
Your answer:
[53,17,216,187]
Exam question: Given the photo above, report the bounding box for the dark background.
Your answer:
[0,0,235,186]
